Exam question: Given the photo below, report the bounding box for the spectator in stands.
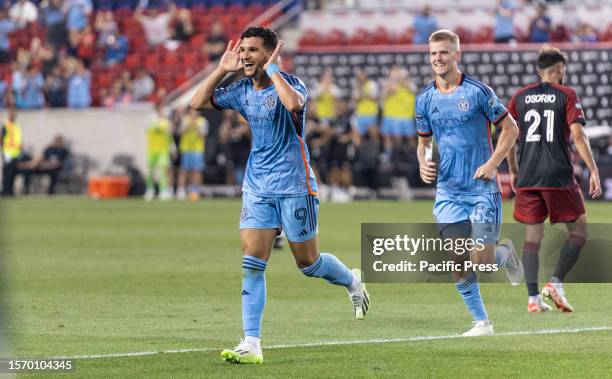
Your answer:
[170,8,194,42]
[312,68,342,125]
[66,59,91,108]
[66,0,91,32]
[204,21,227,61]
[135,4,176,47]
[132,68,155,101]
[494,0,516,43]
[219,110,250,185]
[0,7,15,64]
[76,25,96,65]
[41,0,67,50]
[529,2,551,43]
[103,32,129,67]
[328,100,358,202]
[1,107,22,196]
[14,65,45,109]
[574,23,598,43]
[44,65,67,107]
[381,66,417,154]
[351,68,379,137]
[0,78,8,107]
[21,134,70,195]
[9,0,37,29]
[176,107,208,200]
[94,10,118,47]
[29,37,57,76]
[412,5,438,45]
[103,79,132,108]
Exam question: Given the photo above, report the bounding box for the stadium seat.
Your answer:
[473,26,494,44]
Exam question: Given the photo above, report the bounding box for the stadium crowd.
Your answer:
[0,0,275,109]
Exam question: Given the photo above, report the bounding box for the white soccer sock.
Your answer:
[245,336,261,351]
[528,295,540,304]
[348,273,361,294]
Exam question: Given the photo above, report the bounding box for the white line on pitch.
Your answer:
[52,326,612,360]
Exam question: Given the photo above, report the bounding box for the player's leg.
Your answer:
[176,152,189,200]
[281,195,369,319]
[188,152,204,200]
[144,153,157,200]
[221,193,279,364]
[513,189,551,311]
[157,154,171,200]
[469,192,523,286]
[435,194,491,336]
[542,187,587,312]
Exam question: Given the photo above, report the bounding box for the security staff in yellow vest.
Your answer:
[1,108,22,196]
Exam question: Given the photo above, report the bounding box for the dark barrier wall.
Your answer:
[293,45,612,126]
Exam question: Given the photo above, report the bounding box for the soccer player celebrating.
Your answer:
[416,30,523,336]
[506,47,602,313]
[190,27,369,364]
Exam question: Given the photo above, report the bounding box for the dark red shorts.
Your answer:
[514,185,586,224]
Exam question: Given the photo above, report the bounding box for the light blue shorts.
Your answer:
[240,192,319,242]
[381,117,416,137]
[434,191,502,244]
[181,152,204,171]
[355,115,377,135]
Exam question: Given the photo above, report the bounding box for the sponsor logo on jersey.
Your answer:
[525,94,556,103]
[458,99,470,112]
[431,115,471,127]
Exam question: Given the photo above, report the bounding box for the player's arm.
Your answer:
[263,41,304,112]
[506,142,519,192]
[190,40,242,110]
[417,136,437,184]
[474,114,519,180]
[570,122,602,198]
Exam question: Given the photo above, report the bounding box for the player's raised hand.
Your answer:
[263,40,285,71]
[420,161,437,184]
[219,39,243,73]
[589,171,602,198]
[473,163,497,181]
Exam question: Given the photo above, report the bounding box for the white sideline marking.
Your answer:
[54,326,612,360]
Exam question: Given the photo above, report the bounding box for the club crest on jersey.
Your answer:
[488,97,497,108]
[266,96,276,109]
[458,99,470,112]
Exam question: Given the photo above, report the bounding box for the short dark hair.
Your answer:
[537,46,567,70]
[241,26,278,51]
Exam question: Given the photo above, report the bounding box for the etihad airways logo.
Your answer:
[431,115,471,127]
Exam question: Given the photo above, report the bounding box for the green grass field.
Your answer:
[2,198,612,378]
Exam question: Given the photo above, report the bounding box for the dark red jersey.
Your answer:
[508,82,586,189]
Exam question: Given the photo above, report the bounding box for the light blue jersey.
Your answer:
[415,74,508,195]
[212,73,318,197]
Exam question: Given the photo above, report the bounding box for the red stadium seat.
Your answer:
[454,27,473,44]
[324,28,346,46]
[125,54,142,70]
[473,26,494,44]
[395,27,415,45]
[348,28,372,46]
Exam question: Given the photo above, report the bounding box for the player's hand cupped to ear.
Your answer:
[264,40,285,71]
[420,161,438,184]
[219,39,243,72]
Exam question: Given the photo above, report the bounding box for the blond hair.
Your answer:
[428,29,460,51]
